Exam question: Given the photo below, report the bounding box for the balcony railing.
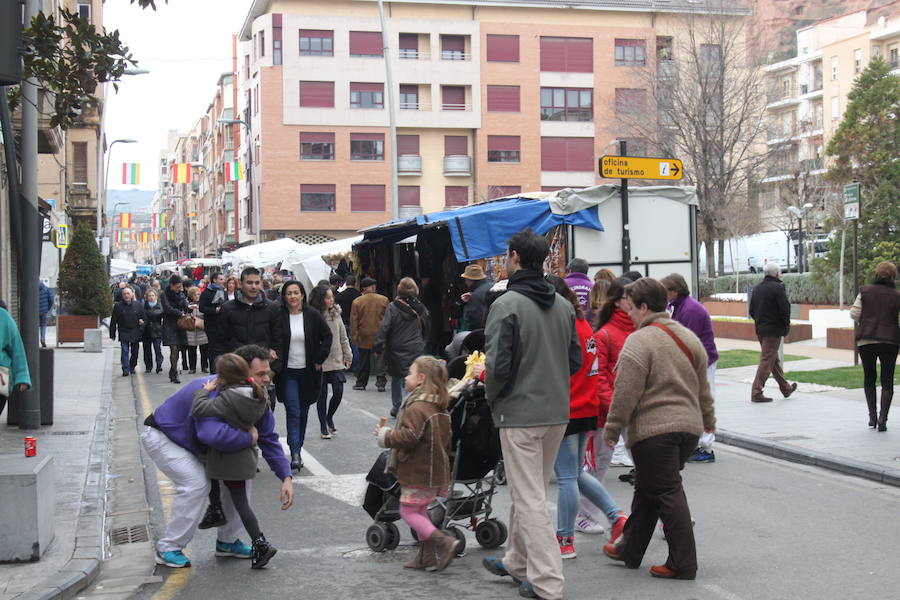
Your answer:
[440,51,471,61]
[398,155,422,175]
[443,155,472,176]
[799,157,824,171]
[441,103,472,112]
[398,50,431,60]
[400,102,431,111]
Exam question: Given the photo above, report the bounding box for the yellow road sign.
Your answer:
[55,224,69,248]
[599,155,684,180]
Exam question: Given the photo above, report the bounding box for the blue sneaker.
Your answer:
[155,550,191,568]
[519,581,547,599]
[482,557,521,584]
[687,449,716,463]
[215,538,252,558]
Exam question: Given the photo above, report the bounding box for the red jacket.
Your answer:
[569,317,600,420]
[593,308,635,427]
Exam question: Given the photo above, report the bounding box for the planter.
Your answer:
[796,303,840,320]
[57,315,99,344]
[785,323,812,343]
[826,327,855,350]
[711,319,812,343]
[701,300,748,317]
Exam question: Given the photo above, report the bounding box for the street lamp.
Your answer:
[99,138,137,252]
[217,118,258,245]
[109,201,130,258]
[787,202,814,273]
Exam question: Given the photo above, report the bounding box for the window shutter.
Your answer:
[444,136,468,156]
[351,185,385,211]
[397,135,419,155]
[487,135,520,152]
[541,137,593,171]
[442,86,465,107]
[566,38,593,72]
[301,184,335,194]
[350,132,384,142]
[399,84,418,97]
[349,31,383,56]
[486,34,519,62]
[272,13,282,27]
[444,186,468,207]
[300,29,332,39]
[350,82,384,94]
[300,132,334,143]
[399,33,418,51]
[489,186,521,199]
[398,186,420,207]
[486,85,520,112]
[441,35,465,52]
[299,81,334,107]
[540,37,566,71]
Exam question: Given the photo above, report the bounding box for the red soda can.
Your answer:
[24,437,36,457]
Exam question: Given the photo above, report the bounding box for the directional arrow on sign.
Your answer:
[599,155,685,181]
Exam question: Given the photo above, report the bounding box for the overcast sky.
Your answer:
[104,0,252,194]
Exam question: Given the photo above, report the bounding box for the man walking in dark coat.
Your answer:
[219,267,282,358]
[199,272,228,373]
[749,262,797,403]
[110,286,146,376]
[459,264,492,331]
[38,280,54,348]
[335,274,362,372]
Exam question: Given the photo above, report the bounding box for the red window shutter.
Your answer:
[541,186,567,192]
[541,137,594,171]
[566,38,593,72]
[540,37,565,71]
[301,184,335,194]
[488,135,520,152]
[486,85,520,112]
[351,184,386,211]
[300,29,332,39]
[300,132,334,143]
[541,137,566,170]
[442,86,465,108]
[441,35,465,52]
[489,186,521,199]
[399,84,418,96]
[444,136,468,156]
[350,31,383,56]
[272,13,282,27]
[350,132,384,142]
[299,81,334,107]
[486,34,519,62]
[399,186,420,207]
[397,135,419,155]
[350,82,384,94]
[399,33,418,50]
[445,186,468,207]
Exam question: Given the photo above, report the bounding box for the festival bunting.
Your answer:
[152,213,166,228]
[225,160,243,182]
[141,231,149,243]
[153,233,160,241]
[122,163,140,185]
[130,232,138,241]
[171,163,192,184]
[119,213,132,228]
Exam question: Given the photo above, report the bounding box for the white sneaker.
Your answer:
[575,513,606,535]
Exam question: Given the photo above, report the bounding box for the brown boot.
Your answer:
[404,539,436,570]
[428,530,461,572]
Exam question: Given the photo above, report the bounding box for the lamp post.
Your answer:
[100,138,137,252]
[787,202,814,273]
[109,201,129,259]
[217,118,257,244]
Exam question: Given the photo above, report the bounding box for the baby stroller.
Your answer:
[363,378,507,553]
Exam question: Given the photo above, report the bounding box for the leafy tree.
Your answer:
[57,224,112,317]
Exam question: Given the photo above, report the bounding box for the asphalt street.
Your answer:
[133,370,900,600]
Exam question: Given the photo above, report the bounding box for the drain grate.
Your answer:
[50,431,89,436]
[110,525,150,545]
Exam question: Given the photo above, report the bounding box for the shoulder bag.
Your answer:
[649,322,696,369]
[177,314,197,331]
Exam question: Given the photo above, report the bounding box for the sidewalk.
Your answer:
[0,327,114,600]
[714,337,900,486]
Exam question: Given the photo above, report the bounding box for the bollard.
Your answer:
[39,348,53,426]
[83,328,103,353]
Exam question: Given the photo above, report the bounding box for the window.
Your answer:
[272,15,282,65]
[76,2,91,23]
[350,31,383,57]
[540,37,593,72]
[253,86,259,115]
[253,33,257,61]
[540,87,592,121]
[854,49,862,73]
[399,85,419,110]
[399,34,419,59]
[487,136,520,163]
[486,85,520,112]
[299,81,334,107]
[700,44,722,64]
[350,133,384,160]
[489,186,521,200]
[244,54,250,78]
[831,56,838,80]
[72,141,88,183]
[831,96,839,120]
[351,185,385,212]
[259,30,265,57]
[442,86,466,110]
[441,35,466,60]
[301,184,335,212]
[486,34,519,62]
[300,132,334,160]
[891,45,899,66]
[399,186,420,207]
[615,39,646,66]
[397,135,420,156]
[444,136,468,156]
[871,45,881,58]
[445,186,468,207]
[540,137,594,171]
[350,83,384,109]
[656,36,673,60]
[300,30,334,56]
[614,88,646,114]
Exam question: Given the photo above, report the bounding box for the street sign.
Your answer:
[55,224,68,248]
[843,182,860,220]
[599,155,684,180]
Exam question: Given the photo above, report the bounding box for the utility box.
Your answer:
[0,455,55,562]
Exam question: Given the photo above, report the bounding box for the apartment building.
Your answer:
[760,3,899,226]
[236,0,750,243]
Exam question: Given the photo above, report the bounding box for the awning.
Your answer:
[222,238,308,267]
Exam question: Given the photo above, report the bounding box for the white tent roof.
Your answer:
[281,235,362,267]
[222,238,308,267]
[110,258,138,276]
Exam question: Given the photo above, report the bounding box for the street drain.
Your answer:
[50,431,89,436]
[110,525,150,545]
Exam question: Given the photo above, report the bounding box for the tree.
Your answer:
[57,224,113,317]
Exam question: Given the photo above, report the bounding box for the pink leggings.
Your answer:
[400,502,436,540]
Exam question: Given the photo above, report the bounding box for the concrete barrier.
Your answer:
[0,454,55,563]
[83,329,103,353]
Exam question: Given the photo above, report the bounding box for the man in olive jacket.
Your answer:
[482,229,581,600]
[748,262,797,403]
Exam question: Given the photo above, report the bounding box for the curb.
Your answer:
[17,349,113,600]
[716,428,900,488]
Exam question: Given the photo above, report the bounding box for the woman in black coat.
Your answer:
[160,276,190,384]
[272,280,333,471]
[373,276,429,416]
[141,288,165,374]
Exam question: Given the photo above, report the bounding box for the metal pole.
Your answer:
[852,218,858,366]
[797,216,803,274]
[232,34,240,247]
[619,139,630,273]
[838,226,846,308]
[243,121,254,244]
[377,0,399,220]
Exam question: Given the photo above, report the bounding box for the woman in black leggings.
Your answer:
[851,261,899,432]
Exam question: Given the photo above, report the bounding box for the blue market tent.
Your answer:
[360,197,603,262]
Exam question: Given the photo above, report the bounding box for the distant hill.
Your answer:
[107,189,155,215]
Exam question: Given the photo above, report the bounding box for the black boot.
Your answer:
[169,366,180,384]
[865,386,878,428]
[251,534,277,569]
[198,503,227,529]
[290,452,303,471]
[878,390,893,432]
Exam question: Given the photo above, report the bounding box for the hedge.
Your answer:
[700,272,853,305]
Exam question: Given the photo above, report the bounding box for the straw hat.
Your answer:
[461,264,486,280]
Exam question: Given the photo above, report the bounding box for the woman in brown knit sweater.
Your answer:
[601,278,715,581]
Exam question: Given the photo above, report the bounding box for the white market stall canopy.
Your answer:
[155,258,224,272]
[110,258,137,276]
[222,238,308,268]
[283,236,362,294]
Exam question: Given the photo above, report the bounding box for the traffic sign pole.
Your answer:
[620,140,630,274]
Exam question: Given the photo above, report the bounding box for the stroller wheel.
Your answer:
[475,519,507,549]
[385,522,400,550]
[444,526,467,556]
[366,522,391,552]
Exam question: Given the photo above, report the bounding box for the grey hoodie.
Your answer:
[192,385,268,480]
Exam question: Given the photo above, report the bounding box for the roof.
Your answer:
[240,0,750,40]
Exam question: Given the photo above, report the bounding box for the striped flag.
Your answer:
[131,232,138,241]
[152,213,166,228]
[119,213,132,228]
[153,233,160,241]
[140,231,149,243]
[186,212,198,218]
[225,160,243,182]
[171,163,192,184]
[122,163,140,185]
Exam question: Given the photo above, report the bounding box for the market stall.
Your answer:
[283,235,362,293]
[221,238,307,268]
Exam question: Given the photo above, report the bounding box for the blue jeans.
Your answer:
[554,432,621,537]
[345,323,360,373]
[143,338,164,370]
[39,313,48,342]
[391,376,405,412]
[120,340,139,373]
[283,368,311,454]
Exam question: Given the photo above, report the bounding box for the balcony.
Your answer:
[399,101,431,111]
[441,103,472,112]
[398,155,422,175]
[398,50,431,60]
[441,52,471,61]
[799,157,824,172]
[443,155,472,176]
[657,60,678,80]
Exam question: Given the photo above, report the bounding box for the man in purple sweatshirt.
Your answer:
[563,258,594,315]
[141,344,293,568]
